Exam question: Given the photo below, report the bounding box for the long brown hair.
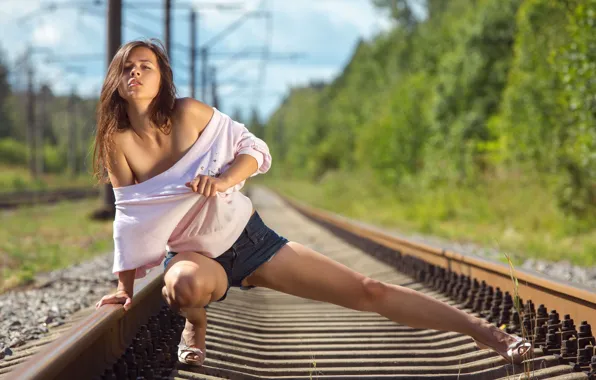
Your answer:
[92,39,177,184]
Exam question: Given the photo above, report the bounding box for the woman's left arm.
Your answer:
[185,104,271,196]
[218,154,259,188]
[186,154,258,196]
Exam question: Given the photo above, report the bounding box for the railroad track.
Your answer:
[0,188,99,209]
[2,186,595,379]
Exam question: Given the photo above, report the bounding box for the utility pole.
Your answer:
[190,10,197,99]
[96,0,122,220]
[201,47,208,102]
[37,84,49,176]
[211,66,218,109]
[26,50,37,178]
[164,0,172,57]
[68,89,77,177]
[107,0,122,59]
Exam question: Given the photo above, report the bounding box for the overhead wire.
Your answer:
[253,0,271,113]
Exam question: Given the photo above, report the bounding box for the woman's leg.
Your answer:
[162,252,229,362]
[243,242,520,356]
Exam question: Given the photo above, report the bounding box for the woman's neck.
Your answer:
[126,101,156,139]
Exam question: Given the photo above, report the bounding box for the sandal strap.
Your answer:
[507,340,532,360]
[178,344,205,361]
[178,344,204,353]
[509,339,530,350]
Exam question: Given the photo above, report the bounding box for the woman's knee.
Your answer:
[163,267,211,309]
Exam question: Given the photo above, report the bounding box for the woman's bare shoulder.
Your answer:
[112,128,134,150]
[107,130,136,187]
[173,97,215,134]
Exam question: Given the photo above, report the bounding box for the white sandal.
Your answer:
[177,341,206,366]
[475,336,533,365]
[505,337,533,365]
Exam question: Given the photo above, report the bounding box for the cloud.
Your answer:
[0,0,392,120]
[205,1,389,118]
[1,1,41,20]
[32,20,62,46]
[276,1,391,37]
[220,62,339,119]
[1,2,108,101]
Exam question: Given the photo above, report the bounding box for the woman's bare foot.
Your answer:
[179,307,207,364]
[473,323,532,364]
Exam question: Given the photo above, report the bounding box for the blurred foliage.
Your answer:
[553,0,596,220]
[0,48,13,140]
[0,46,98,181]
[260,171,596,266]
[0,163,95,193]
[0,138,27,166]
[261,0,596,224]
[0,135,94,177]
[0,198,113,292]
[372,0,419,29]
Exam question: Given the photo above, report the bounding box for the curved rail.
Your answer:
[0,188,99,209]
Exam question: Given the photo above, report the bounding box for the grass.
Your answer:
[308,352,323,379]
[503,251,534,379]
[258,170,596,267]
[0,198,114,293]
[0,164,96,193]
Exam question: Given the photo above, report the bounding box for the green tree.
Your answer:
[553,0,596,219]
[0,48,15,139]
[265,0,596,223]
[248,108,264,139]
[231,107,244,124]
[39,84,58,146]
[372,0,418,29]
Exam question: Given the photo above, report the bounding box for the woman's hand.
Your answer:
[95,290,133,311]
[185,175,230,197]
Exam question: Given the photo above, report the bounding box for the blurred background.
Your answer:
[0,0,595,294]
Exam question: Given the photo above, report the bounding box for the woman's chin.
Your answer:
[125,92,154,101]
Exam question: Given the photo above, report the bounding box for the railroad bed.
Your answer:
[2,187,595,379]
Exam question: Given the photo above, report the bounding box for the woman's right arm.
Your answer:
[117,270,136,296]
[96,135,137,311]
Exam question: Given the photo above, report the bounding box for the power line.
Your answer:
[254,0,272,112]
[127,1,244,10]
[213,45,260,70]
[202,10,269,48]
[125,2,162,23]
[43,53,103,63]
[7,0,316,116]
[124,17,158,37]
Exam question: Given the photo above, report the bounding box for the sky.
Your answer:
[1,0,393,121]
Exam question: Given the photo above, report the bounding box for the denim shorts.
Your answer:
[163,211,289,303]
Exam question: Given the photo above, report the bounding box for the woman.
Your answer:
[94,39,531,367]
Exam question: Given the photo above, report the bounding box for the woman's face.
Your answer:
[119,46,161,102]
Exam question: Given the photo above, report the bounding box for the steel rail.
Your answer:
[8,269,164,379]
[275,191,596,329]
